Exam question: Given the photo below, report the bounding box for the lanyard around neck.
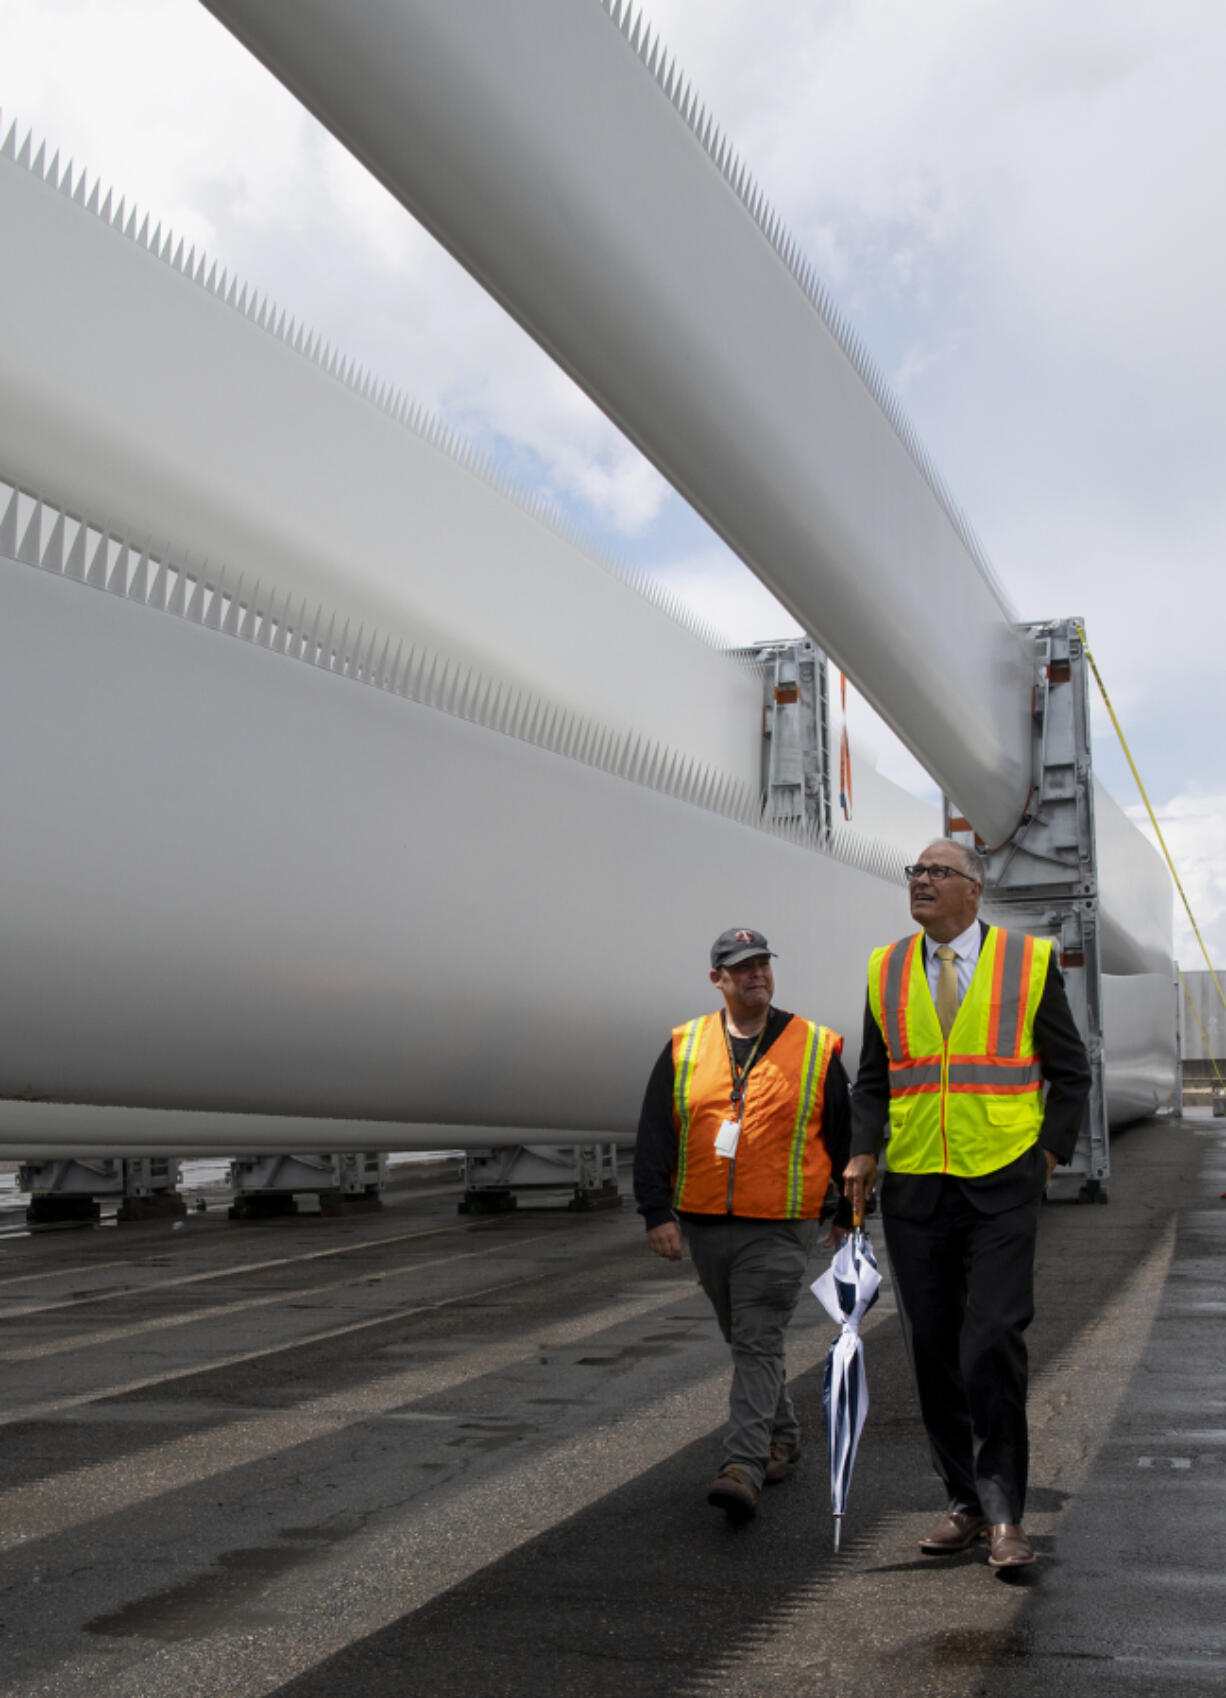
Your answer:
[722,1011,768,1115]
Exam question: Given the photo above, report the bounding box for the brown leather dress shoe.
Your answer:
[918,1510,989,1553]
[707,1467,759,1521]
[987,1523,1035,1567]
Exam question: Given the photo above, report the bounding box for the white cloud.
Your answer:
[651,544,802,647]
[1128,792,1226,968]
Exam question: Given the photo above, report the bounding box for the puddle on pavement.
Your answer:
[85,1526,355,1641]
[374,1342,464,1361]
[377,1408,459,1423]
[1020,1484,1069,1511]
[445,1418,537,1451]
[567,1339,685,1367]
[923,1628,1035,1666]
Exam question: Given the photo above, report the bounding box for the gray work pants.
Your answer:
[684,1215,819,1490]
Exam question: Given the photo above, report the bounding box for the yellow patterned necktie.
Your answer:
[935,945,959,1039]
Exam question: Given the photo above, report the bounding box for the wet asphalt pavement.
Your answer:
[0,1115,1222,1698]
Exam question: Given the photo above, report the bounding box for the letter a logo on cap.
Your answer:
[735,930,756,943]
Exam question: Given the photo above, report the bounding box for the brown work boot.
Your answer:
[764,1440,801,1484]
[918,1509,989,1554]
[987,1523,1036,1568]
[707,1467,759,1522]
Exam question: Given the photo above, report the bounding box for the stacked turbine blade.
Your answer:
[0,475,908,887]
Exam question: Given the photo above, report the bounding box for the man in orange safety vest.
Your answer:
[634,927,850,1522]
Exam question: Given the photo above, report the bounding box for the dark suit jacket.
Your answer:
[849,922,1092,1220]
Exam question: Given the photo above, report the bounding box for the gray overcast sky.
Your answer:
[3,0,1224,963]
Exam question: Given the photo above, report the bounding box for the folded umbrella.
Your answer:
[811,1225,881,1550]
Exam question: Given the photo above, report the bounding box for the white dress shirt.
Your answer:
[923,919,982,1008]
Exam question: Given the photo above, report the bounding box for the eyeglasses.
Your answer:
[904,862,981,884]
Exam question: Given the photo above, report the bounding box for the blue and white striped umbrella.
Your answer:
[811,1227,881,1551]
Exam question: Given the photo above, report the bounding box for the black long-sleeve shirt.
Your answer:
[633,1006,852,1231]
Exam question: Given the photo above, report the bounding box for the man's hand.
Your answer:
[1043,1148,1059,1184]
[647,1221,683,1261]
[842,1154,878,1226]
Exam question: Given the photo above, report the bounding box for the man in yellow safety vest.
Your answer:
[844,840,1090,1571]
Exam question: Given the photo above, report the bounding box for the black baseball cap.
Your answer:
[710,928,776,969]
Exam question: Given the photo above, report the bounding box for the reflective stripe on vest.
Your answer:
[670,1014,841,1218]
[866,927,1051,1177]
[671,1013,710,1208]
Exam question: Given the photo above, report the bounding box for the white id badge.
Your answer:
[714,1118,741,1159]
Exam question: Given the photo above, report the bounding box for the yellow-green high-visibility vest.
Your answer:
[866,927,1051,1177]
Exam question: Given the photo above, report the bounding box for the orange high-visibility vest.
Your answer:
[867,927,1051,1177]
[670,1013,841,1217]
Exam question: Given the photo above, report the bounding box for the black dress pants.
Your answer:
[883,1179,1041,1526]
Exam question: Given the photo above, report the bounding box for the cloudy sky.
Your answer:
[3,0,1224,965]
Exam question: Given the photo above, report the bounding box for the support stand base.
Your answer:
[26,1195,100,1228]
[228,1193,299,1221]
[568,1181,622,1212]
[318,1190,384,1217]
[117,1191,188,1223]
[458,1189,517,1215]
